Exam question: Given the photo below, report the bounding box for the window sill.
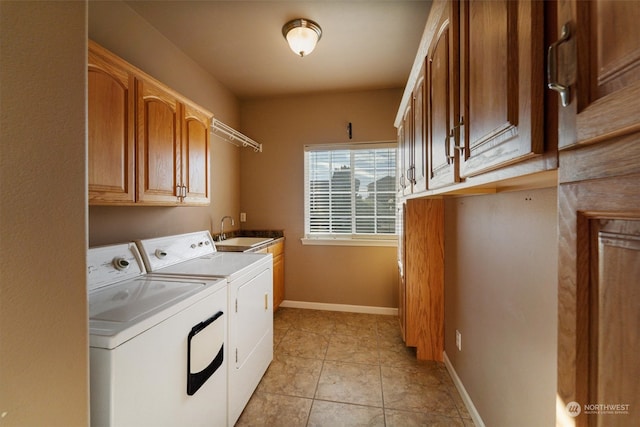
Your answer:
[301,237,398,247]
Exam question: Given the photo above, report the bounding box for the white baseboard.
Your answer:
[443,351,485,427]
[279,300,398,316]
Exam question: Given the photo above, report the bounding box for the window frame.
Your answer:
[302,141,398,247]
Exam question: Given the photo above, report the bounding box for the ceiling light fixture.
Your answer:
[282,18,322,57]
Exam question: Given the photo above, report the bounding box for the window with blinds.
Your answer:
[304,142,397,244]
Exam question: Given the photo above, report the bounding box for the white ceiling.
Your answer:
[125,1,432,100]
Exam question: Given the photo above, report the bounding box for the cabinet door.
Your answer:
[558,178,640,427]
[397,125,407,193]
[587,218,640,426]
[182,103,211,205]
[272,253,284,310]
[404,197,444,361]
[557,0,640,150]
[267,241,285,310]
[137,78,181,205]
[412,64,427,193]
[427,1,458,190]
[397,201,406,341]
[88,43,135,205]
[458,0,544,178]
[401,104,414,196]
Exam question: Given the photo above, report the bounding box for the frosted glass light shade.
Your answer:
[282,19,322,57]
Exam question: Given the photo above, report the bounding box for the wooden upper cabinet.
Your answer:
[427,0,458,190]
[88,42,135,205]
[458,0,544,178]
[137,78,182,205]
[401,104,414,196]
[87,41,212,206]
[412,64,427,193]
[182,102,211,205]
[556,0,640,150]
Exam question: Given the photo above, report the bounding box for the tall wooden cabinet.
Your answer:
[89,40,212,206]
[398,198,444,361]
[554,1,640,425]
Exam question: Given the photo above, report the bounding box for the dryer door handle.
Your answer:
[187,311,224,396]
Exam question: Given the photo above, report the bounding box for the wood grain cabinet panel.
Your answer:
[412,64,427,193]
[88,40,212,206]
[256,240,285,311]
[400,104,413,196]
[556,1,640,425]
[589,219,640,425]
[182,103,211,205]
[458,0,544,178]
[137,78,181,204]
[88,42,135,205]
[427,0,458,190]
[269,241,285,310]
[558,0,640,150]
[400,198,444,361]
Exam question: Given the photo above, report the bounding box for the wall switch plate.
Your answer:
[240,212,246,222]
[456,330,462,351]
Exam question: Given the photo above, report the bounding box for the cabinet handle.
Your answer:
[408,166,416,185]
[453,116,465,153]
[264,293,269,310]
[547,23,571,107]
[182,185,187,199]
[445,130,455,163]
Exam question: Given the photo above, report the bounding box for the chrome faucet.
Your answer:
[219,216,235,241]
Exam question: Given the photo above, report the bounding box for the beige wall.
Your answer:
[239,90,401,308]
[444,188,558,426]
[88,0,242,246]
[0,2,89,426]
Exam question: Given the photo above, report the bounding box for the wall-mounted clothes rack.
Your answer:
[210,119,262,152]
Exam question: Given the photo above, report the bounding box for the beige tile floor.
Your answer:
[236,308,474,426]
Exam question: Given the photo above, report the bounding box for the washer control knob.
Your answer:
[198,241,204,247]
[155,249,168,259]
[205,241,210,245]
[113,258,130,271]
[191,244,197,249]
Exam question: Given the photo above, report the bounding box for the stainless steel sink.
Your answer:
[215,237,273,249]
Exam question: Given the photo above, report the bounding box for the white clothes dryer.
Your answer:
[136,231,273,427]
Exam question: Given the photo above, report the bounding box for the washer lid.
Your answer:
[90,276,205,322]
[89,275,227,349]
[151,252,271,281]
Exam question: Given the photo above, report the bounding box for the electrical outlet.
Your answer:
[240,212,246,222]
[456,330,462,351]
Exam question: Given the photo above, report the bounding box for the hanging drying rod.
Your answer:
[211,119,262,152]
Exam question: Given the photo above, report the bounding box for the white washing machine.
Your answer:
[136,231,273,427]
[88,242,228,427]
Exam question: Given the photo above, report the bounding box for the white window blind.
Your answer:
[304,142,397,244]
